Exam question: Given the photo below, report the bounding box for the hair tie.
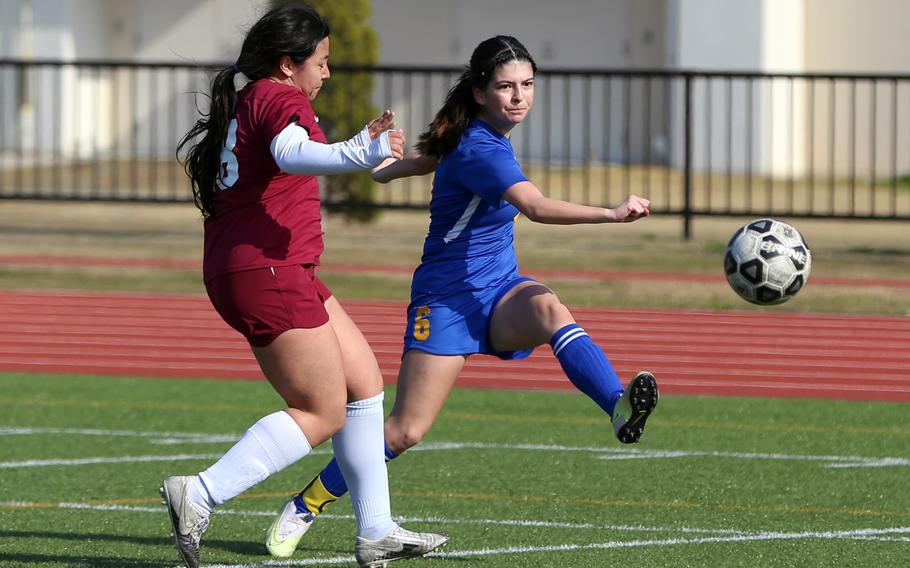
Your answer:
[231,63,239,73]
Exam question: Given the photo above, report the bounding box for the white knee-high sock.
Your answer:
[191,410,311,513]
[332,392,397,540]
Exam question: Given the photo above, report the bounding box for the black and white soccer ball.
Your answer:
[723,218,811,305]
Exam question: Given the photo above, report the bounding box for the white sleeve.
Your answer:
[338,124,372,149]
[270,123,392,175]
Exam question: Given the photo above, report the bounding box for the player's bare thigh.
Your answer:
[323,295,385,402]
[385,349,466,454]
[489,280,575,352]
[251,324,348,447]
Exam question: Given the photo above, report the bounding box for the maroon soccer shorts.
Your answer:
[205,264,332,347]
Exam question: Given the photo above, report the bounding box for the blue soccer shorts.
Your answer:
[402,275,536,360]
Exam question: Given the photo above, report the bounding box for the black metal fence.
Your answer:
[2,59,909,235]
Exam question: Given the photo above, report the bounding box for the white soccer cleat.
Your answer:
[160,475,210,568]
[354,525,448,567]
[265,496,316,558]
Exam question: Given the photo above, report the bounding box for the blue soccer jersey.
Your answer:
[404,118,534,359]
[411,119,528,295]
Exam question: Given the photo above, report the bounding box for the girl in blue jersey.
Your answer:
[265,35,660,554]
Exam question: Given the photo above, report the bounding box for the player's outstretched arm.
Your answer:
[371,152,437,184]
[503,181,650,224]
[271,124,404,175]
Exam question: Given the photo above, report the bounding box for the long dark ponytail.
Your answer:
[177,4,329,217]
[416,35,537,158]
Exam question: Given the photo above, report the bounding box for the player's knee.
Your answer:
[537,294,572,329]
[385,421,427,454]
[285,390,347,430]
[325,407,347,434]
[305,404,346,437]
[282,403,346,446]
[399,426,426,450]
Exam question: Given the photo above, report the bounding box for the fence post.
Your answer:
[683,73,693,240]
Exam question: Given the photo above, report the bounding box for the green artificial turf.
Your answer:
[1,372,907,567]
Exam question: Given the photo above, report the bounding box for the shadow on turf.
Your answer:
[0,529,352,565]
[0,555,171,567]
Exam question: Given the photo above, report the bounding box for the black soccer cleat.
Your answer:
[611,371,659,444]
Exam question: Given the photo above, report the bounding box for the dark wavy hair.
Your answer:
[176,4,329,217]
[416,35,537,158]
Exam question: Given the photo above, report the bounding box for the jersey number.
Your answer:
[413,306,431,341]
[216,118,239,189]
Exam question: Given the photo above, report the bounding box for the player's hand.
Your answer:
[368,110,395,141]
[387,128,405,159]
[611,195,650,223]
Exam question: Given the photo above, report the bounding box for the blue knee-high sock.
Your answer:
[296,444,398,515]
[551,323,624,415]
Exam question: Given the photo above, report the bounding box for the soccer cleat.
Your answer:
[160,475,210,568]
[265,495,316,558]
[354,525,449,567]
[611,371,659,444]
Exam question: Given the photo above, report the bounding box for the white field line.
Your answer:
[1,427,908,469]
[0,502,905,567]
[19,501,751,536]
[0,454,225,468]
[191,528,910,567]
[5,501,908,567]
[0,426,242,444]
[425,527,910,561]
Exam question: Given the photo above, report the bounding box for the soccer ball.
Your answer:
[723,218,811,305]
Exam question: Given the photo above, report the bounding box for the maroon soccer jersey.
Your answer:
[202,79,329,282]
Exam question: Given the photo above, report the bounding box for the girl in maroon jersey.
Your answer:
[161,5,446,568]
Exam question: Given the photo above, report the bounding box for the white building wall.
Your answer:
[666,0,810,178]
[130,0,263,62]
[762,1,806,180]
[0,0,263,61]
[667,0,764,71]
[805,0,910,73]
[372,0,663,69]
[0,0,262,160]
[2,0,907,182]
[370,0,669,166]
[804,0,910,179]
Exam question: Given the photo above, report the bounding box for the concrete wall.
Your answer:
[4,0,908,73]
[667,0,810,175]
[803,0,910,178]
[369,0,670,166]
[0,0,262,158]
[667,0,765,71]
[0,0,262,61]
[805,0,910,73]
[372,0,665,69]
[2,0,907,178]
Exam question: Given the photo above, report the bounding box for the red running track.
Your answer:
[1,289,909,402]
